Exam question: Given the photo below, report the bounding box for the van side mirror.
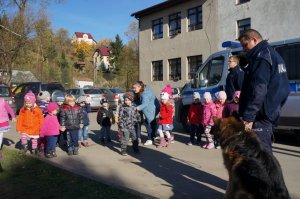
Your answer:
[199,80,208,87]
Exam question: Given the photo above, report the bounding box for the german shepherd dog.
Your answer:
[213,116,290,199]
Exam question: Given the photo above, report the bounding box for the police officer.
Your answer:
[238,29,290,153]
[225,55,244,101]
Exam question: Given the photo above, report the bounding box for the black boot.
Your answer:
[132,140,140,154]
[20,144,28,154]
[73,147,79,155]
[67,147,73,156]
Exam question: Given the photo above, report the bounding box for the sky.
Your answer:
[48,0,165,43]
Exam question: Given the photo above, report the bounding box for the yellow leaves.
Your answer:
[73,41,93,61]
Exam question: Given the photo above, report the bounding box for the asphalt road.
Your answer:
[3,112,300,199]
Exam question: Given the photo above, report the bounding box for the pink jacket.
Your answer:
[40,114,60,137]
[201,101,217,126]
[0,98,16,123]
[215,101,226,119]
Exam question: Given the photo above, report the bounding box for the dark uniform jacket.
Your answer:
[225,65,244,100]
[97,107,115,127]
[239,40,290,124]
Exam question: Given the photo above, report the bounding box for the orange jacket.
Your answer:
[16,105,44,136]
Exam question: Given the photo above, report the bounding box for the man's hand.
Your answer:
[80,124,83,129]
[61,127,66,132]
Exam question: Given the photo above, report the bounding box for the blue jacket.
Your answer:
[137,86,160,121]
[80,103,91,126]
[225,65,244,100]
[239,40,290,124]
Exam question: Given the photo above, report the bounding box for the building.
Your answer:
[132,0,300,96]
[73,77,94,88]
[71,32,97,45]
[93,46,113,71]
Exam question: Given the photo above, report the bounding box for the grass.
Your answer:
[0,147,141,199]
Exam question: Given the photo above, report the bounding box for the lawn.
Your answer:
[0,148,141,199]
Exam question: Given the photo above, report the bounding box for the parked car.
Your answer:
[0,84,16,113]
[13,82,65,113]
[98,88,125,110]
[66,88,106,110]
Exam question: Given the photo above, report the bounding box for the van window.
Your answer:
[198,56,224,87]
[275,43,300,80]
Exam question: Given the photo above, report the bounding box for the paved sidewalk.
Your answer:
[3,113,300,199]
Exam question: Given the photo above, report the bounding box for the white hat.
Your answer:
[215,91,227,100]
[193,92,200,100]
[160,92,169,100]
[203,92,212,100]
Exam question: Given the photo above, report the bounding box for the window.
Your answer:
[188,55,202,79]
[169,58,181,81]
[169,12,181,37]
[152,18,163,40]
[198,56,224,87]
[237,0,250,4]
[237,18,251,37]
[188,6,203,31]
[275,43,300,80]
[152,61,163,81]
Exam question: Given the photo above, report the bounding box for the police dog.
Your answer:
[213,116,290,199]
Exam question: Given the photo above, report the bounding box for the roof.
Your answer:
[74,32,96,42]
[74,77,93,82]
[131,0,192,19]
[11,70,39,84]
[95,47,111,56]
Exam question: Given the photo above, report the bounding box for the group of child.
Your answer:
[187,90,241,149]
[0,83,241,160]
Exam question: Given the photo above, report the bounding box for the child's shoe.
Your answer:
[206,142,215,149]
[73,147,79,155]
[167,138,172,146]
[187,141,193,146]
[20,144,28,154]
[107,138,112,143]
[157,138,167,148]
[144,140,153,146]
[45,152,53,158]
[202,143,208,148]
[121,150,128,156]
[51,151,57,157]
[83,141,88,147]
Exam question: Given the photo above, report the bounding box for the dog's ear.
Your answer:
[213,116,221,126]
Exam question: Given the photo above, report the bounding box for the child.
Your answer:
[55,95,65,146]
[214,91,227,149]
[201,92,217,149]
[223,91,241,117]
[40,102,60,158]
[16,91,44,154]
[60,94,83,155]
[187,92,203,146]
[77,96,91,147]
[37,91,51,116]
[157,92,174,148]
[161,84,175,143]
[0,97,16,156]
[97,98,115,144]
[118,93,141,156]
[115,98,124,142]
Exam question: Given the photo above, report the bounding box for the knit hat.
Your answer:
[203,92,212,100]
[56,96,65,102]
[38,91,50,101]
[78,96,87,103]
[123,92,134,101]
[100,98,108,104]
[161,84,172,96]
[24,91,36,104]
[160,92,169,100]
[193,92,200,100]
[233,91,241,99]
[215,91,227,100]
[46,102,59,113]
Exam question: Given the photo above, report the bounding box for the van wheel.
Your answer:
[180,106,190,134]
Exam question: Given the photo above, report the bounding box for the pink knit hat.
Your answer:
[46,102,59,113]
[161,84,172,96]
[217,91,227,100]
[203,92,212,100]
[24,91,36,104]
[233,91,241,99]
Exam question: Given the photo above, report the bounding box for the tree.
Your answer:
[110,34,123,74]
[97,38,112,47]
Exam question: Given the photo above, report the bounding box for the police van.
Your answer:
[175,38,300,139]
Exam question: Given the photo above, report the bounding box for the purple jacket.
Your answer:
[223,102,239,117]
[40,114,60,137]
[201,101,217,126]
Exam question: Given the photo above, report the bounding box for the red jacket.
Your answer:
[188,103,203,124]
[158,102,173,124]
